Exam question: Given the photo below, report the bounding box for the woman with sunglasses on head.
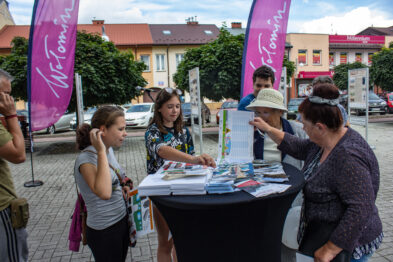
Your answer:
[74,106,131,262]
[145,88,216,262]
[250,84,382,262]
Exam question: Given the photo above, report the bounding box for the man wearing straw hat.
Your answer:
[247,88,307,262]
[246,88,307,169]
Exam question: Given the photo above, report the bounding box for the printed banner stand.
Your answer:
[24,141,44,187]
[24,0,80,187]
[241,0,291,97]
[188,67,203,154]
[347,68,374,149]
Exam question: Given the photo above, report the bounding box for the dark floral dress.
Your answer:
[145,123,194,174]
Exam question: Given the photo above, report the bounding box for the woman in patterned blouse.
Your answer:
[250,83,382,262]
[145,88,216,262]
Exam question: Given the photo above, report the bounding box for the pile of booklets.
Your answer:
[138,161,212,196]
[205,162,253,194]
[253,161,289,183]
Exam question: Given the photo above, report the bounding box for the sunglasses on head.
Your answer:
[164,88,182,96]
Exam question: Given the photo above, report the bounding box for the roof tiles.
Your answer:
[0,23,153,48]
[149,24,219,45]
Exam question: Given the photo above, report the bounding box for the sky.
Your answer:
[7,0,393,35]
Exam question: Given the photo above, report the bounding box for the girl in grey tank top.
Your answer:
[74,106,130,262]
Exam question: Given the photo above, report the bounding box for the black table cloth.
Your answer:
[150,163,304,262]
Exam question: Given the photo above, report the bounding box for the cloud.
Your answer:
[299,6,393,34]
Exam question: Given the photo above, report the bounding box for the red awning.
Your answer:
[297,71,334,79]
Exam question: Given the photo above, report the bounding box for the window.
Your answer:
[340,52,347,64]
[204,30,213,35]
[329,52,335,67]
[355,53,362,63]
[156,54,165,71]
[298,50,307,65]
[176,53,184,67]
[162,30,171,35]
[368,53,374,65]
[312,50,321,65]
[140,55,150,71]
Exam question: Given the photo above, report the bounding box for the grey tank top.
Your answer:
[74,146,126,230]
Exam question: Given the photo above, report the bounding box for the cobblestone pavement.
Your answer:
[7,122,393,262]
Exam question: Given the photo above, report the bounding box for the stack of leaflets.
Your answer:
[253,161,289,183]
[138,161,212,196]
[205,162,254,194]
[206,169,236,194]
[138,173,172,196]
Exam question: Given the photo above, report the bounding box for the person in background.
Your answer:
[250,83,382,262]
[238,65,275,111]
[297,76,350,127]
[145,88,216,262]
[75,106,130,262]
[0,69,28,262]
[246,88,307,170]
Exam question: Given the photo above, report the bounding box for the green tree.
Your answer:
[332,62,368,90]
[0,31,146,110]
[174,29,244,101]
[282,55,295,84]
[370,47,393,92]
[173,28,295,101]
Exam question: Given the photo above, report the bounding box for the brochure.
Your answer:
[128,189,154,238]
[218,110,254,163]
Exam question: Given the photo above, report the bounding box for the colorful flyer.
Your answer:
[128,189,154,238]
[217,110,254,163]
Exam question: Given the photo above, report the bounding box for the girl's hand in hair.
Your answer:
[90,128,106,153]
[192,153,216,168]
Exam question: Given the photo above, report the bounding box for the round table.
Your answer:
[150,163,304,262]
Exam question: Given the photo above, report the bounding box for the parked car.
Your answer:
[351,91,387,115]
[182,102,211,125]
[339,94,348,110]
[70,107,98,130]
[125,103,154,128]
[385,93,393,113]
[216,100,238,124]
[17,109,75,134]
[287,98,305,120]
[70,105,126,130]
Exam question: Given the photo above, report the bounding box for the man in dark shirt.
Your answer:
[238,65,275,111]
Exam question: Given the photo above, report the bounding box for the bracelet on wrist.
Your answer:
[5,114,17,120]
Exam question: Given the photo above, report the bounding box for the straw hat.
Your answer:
[246,88,287,112]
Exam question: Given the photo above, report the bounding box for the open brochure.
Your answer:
[217,110,254,163]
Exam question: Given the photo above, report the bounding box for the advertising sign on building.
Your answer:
[340,53,347,64]
[355,53,362,63]
[298,50,307,64]
[312,50,321,65]
[329,52,334,66]
[329,35,385,45]
[368,53,374,65]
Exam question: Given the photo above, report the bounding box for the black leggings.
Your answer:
[86,215,129,262]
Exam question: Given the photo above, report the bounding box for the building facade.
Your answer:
[0,0,14,30]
